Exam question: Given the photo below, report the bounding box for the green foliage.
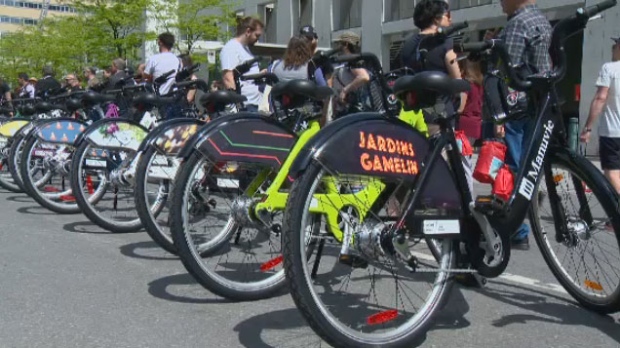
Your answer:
[0,0,236,87]
[153,0,238,54]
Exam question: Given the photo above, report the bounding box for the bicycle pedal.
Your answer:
[338,254,368,269]
[474,195,506,216]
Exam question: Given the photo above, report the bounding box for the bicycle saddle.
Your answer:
[200,90,247,106]
[82,90,116,104]
[271,79,334,101]
[19,104,36,116]
[65,98,83,112]
[132,92,174,107]
[34,101,56,113]
[392,71,470,97]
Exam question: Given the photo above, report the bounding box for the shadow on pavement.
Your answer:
[63,221,114,234]
[17,205,57,215]
[6,195,32,203]
[233,287,470,348]
[147,272,229,305]
[119,241,178,261]
[479,280,620,344]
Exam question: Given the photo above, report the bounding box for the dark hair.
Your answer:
[178,53,193,68]
[18,73,28,80]
[413,0,449,30]
[282,37,312,70]
[236,16,264,36]
[158,32,175,50]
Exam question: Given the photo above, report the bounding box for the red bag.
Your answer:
[455,130,473,156]
[473,140,507,184]
[492,164,514,201]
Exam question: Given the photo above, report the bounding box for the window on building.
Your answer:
[333,0,362,30]
[299,0,312,27]
[260,3,277,43]
[384,0,415,22]
[449,0,493,11]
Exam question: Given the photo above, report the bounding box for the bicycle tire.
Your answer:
[8,132,27,192]
[135,145,176,254]
[531,150,620,314]
[170,150,288,301]
[282,161,457,348]
[19,134,80,214]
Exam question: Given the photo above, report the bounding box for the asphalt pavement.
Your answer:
[0,181,619,348]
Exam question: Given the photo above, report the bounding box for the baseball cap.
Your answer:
[300,25,318,40]
[332,31,360,46]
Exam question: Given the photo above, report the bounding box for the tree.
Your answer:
[154,0,238,54]
[65,0,158,59]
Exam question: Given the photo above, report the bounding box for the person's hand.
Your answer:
[484,28,498,40]
[339,90,347,103]
[580,128,592,143]
[495,124,505,138]
[260,69,267,74]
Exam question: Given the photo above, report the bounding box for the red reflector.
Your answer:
[366,310,398,326]
[260,255,283,272]
[387,80,395,87]
[60,195,76,202]
[405,91,417,108]
[207,103,215,114]
[86,175,95,195]
[282,94,291,107]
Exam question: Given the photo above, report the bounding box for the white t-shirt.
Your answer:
[596,61,620,137]
[145,51,180,95]
[220,39,261,106]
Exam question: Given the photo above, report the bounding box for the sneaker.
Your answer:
[511,237,530,251]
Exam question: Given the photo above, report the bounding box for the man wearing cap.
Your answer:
[330,31,370,118]
[581,37,620,198]
[64,74,83,92]
[17,73,35,99]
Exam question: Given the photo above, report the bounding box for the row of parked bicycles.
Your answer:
[1,2,619,346]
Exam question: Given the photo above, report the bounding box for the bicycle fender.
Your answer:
[75,118,148,151]
[289,112,463,210]
[139,118,204,155]
[33,118,87,145]
[188,113,298,167]
[0,118,30,138]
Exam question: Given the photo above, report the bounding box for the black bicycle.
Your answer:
[281,1,620,347]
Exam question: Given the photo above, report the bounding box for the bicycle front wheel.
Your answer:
[531,151,620,314]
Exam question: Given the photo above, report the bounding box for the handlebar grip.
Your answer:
[579,0,617,18]
[105,89,123,95]
[438,21,469,37]
[457,41,493,53]
[333,54,362,63]
[240,73,265,81]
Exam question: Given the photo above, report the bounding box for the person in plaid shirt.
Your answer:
[493,0,552,250]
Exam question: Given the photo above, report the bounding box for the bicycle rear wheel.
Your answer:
[531,151,620,314]
[282,161,457,348]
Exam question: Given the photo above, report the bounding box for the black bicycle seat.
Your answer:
[200,90,247,106]
[34,101,56,113]
[65,98,83,112]
[82,91,116,104]
[132,92,174,107]
[20,104,36,116]
[393,71,470,97]
[271,79,334,101]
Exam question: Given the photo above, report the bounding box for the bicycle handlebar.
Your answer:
[240,72,280,85]
[154,70,175,85]
[174,79,209,92]
[437,21,468,37]
[234,57,262,77]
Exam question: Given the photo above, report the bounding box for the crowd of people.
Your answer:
[0,0,617,251]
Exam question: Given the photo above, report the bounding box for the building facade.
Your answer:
[228,0,618,153]
[0,0,76,37]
